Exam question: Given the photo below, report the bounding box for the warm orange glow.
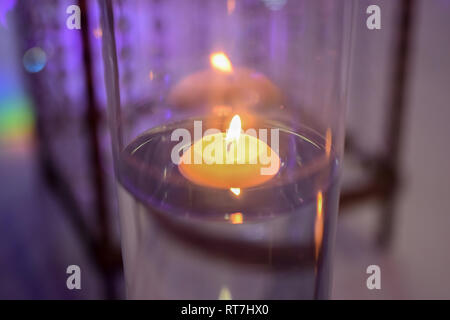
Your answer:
[230,212,243,224]
[148,71,155,81]
[178,115,280,189]
[317,191,323,215]
[212,105,233,117]
[325,128,332,158]
[314,191,324,261]
[93,27,103,39]
[227,0,236,14]
[230,188,241,196]
[210,52,233,73]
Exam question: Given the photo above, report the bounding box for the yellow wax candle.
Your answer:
[178,115,280,189]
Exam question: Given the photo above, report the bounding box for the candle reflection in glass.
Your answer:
[169,52,282,112]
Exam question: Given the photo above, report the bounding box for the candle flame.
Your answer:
[227,116,242,195]
[226,115,241,142]
[210,52,233,73]
[230,187,241,196]
[230,212,243,224]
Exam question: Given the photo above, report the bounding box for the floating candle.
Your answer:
[178,115,280,189]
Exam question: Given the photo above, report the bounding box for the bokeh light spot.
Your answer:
[0,96,34,145]
[23,47,47,73]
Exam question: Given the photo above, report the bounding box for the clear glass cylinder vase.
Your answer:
[99,0,353,299]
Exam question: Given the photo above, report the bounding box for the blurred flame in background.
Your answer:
[210,52,233,73]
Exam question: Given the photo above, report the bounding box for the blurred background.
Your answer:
[0,0,449,299]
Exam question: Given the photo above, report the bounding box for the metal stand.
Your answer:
[340,0,416,249]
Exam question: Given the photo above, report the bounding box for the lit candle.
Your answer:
[178,115,280,190]
[169,52,282,111]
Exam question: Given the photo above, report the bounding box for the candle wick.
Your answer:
[226,141,233,152]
